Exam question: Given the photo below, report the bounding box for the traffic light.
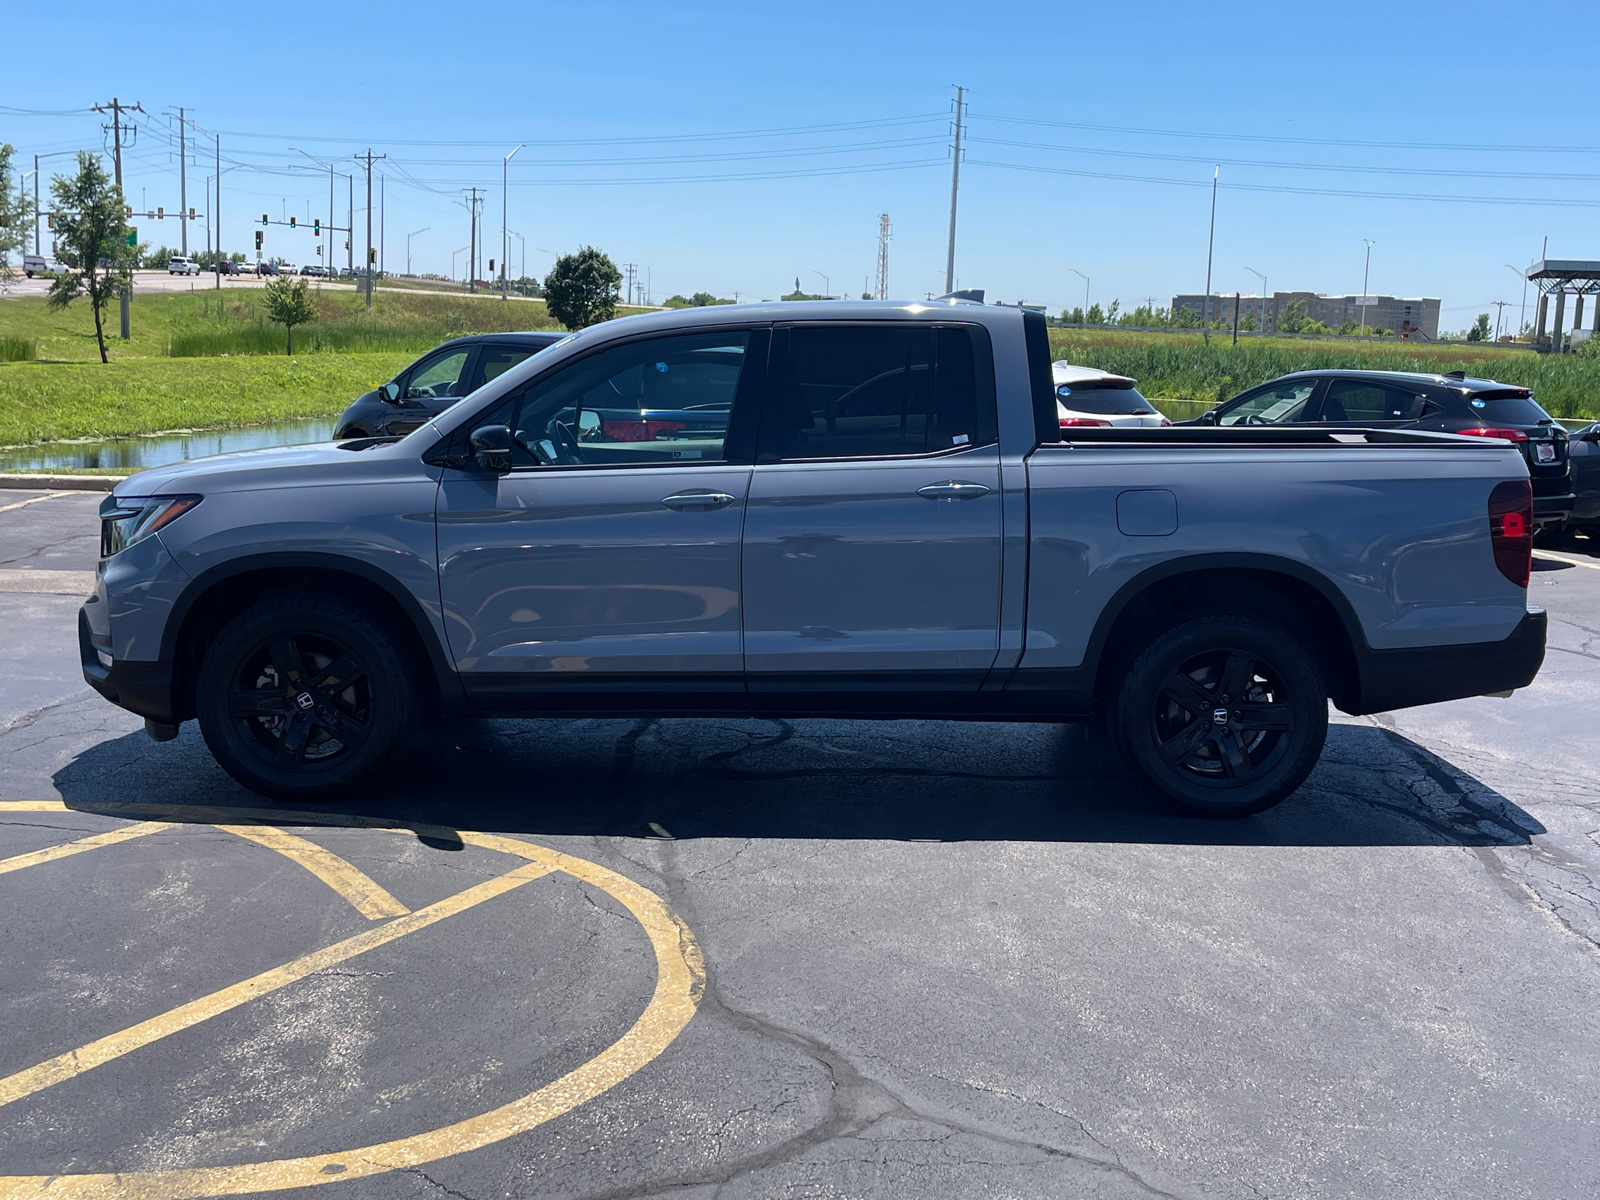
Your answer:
[313,219,320,236]
[46,213,53,230]
[289,216,296,229]
[124,205,132,219]
[262,214,269,225]
[369,247,377,264]
[157,206,164,219]
[489,258,495,274]
[255,231,263,251]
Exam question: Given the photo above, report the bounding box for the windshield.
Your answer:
[1056,383,1157,416]
[1468,393,1552,426]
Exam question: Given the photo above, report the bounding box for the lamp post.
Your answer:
[452,245,469,283]
[1359,240,1374,337]
[1068,268,1089,324]
[407,228,429,278]
[814,270,830,299]
[502,144,523,300]
[1244,267,1267,333]
[1506,264,1529,338]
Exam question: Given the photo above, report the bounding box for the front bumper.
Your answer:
[1346,608,1547,714]
[79,609,175,724]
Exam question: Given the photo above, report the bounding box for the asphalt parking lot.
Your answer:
[2,486,1598,1200]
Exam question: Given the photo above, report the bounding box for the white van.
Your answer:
[22,253,68,278]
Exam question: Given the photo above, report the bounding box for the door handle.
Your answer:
[661,490,737,510]
[916,480,992,501]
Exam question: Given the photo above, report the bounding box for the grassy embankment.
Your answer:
[1049,329,1600,422]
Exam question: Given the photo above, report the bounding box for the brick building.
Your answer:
[1171,292,1441,339]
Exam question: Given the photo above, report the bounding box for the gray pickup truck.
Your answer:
[80,300,1545,815]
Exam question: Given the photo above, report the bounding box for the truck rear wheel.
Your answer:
[1112,615,1327,817]
[195,593,417,802]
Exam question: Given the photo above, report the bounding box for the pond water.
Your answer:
[0,419,333,473]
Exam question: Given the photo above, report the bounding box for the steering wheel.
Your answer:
[545,418,584,465]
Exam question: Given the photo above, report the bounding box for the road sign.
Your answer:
[125,229,138,248]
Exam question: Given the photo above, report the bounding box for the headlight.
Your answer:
[100,495,202,559]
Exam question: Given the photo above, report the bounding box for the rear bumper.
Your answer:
[1345,608,1547,715]
[1533,492,1576,527]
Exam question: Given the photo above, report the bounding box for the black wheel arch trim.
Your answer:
[158,552,465,715]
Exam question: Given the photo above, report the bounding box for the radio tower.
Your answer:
[875,213,891,300]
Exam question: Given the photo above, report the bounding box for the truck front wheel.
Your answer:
[1112,615,1327,817]
[195,593,418,802]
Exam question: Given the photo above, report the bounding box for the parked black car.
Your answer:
[333,332,569,438]
[1187,370,1575,529]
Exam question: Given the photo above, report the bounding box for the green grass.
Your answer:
[1049,328,1600,419]
[0,336,36,362]
[0,353,412,445]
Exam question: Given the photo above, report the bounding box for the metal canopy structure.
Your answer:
[1525,259,1600,352]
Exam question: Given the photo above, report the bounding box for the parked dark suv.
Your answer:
[1188,369,1575,529]
[334,332,568,438]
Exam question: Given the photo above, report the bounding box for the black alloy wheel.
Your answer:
[229,633,373,771]
[1114,615,1328,816]
[196,594,417,801]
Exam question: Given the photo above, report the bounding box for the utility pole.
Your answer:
[91,97,145,340]
[623,263,638,305]
[465,188,482,293]
[176,107,188,255]
[356,150,385,307]
[1359,239,1374,337]
[944,85,966,295]
[502,144,523,300]
[347,172,354,273]
[1492,300,1509,342]
[379,174,385,279]
[876,213,891,299]
[33,154,40,255]
[1201,166,1218,346]
[214,128,221,288]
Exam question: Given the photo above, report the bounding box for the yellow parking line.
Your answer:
[1535,550,1600,572]
[0,821,166,877]
[0,859,552,1112]
[214,824,410,920]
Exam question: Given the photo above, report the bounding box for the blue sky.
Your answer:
[6,1,1597,331]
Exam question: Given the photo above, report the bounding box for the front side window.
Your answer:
[1319,380,1424,423]
[764,325,984,461]
[1218,381,1317,425]
[405,349,471,400]
[503,331,750,468]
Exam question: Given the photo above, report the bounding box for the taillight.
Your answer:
[1458,427,1529,442]
[1060,417,1112,428]
[1488,479,1532,588]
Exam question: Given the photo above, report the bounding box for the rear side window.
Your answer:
[1319,380,1425,423]
[1057,383,1157,416]
[473,345,536,388]
[1470,393,1551,425]
[761,325,989,461]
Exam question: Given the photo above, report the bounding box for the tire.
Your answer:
[1111,615,1328,817]
[195,593,418,802]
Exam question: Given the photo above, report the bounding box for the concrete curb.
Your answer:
[0,474,123,492]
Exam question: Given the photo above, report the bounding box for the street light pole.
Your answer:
[1359,240,1374,337]
[407,228,429,277]
[502,144,523,300]
[814,270,830,299]
[1506,264,1529,338]
[1202,166,1218,345]
[1244,267,1267,334]
[1068,268,1088,325]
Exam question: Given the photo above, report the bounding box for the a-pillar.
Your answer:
[1551,287,1567,354]
[1535,292,1549,345]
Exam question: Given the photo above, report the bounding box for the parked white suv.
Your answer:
[1052,362,1171,428]
[168,256,200,276]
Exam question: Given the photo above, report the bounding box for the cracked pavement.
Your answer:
[2,489,1598,1199]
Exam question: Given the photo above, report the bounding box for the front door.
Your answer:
[740,322,1004,714]
[436,327,765,712]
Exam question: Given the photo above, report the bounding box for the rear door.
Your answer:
[740,321,1003,714]
[1312,378,1428,428]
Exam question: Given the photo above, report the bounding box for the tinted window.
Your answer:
[474,345,536,389]
[1057,384,1157,416]
[405,349,471,400]
[1218,381,1317,425]
[1319,380,1424,423]
[765,325,983,460]
[1471,395,1552,425]
[505,331,748,468]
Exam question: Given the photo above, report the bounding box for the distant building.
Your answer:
[1171,292,1441,339]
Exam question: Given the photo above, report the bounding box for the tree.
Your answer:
[46,152,135,364]
[262,275,317,353]
[664,291,733,308]
[0,144,31,277]
[1276,298,1309,334]
[542,246,621,329]
[1467,313,1490,342]
[1086,302,1105,325]
[1237,312,1257,332]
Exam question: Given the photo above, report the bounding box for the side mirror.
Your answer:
[381,381,401,403]
[1583,427,1600,443]
[1202,409,1219,425]
[469,424,514,474]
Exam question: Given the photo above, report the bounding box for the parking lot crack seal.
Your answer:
[388,1165,482,1200]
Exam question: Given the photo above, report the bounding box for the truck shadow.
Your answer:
[52,716,1542,849]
